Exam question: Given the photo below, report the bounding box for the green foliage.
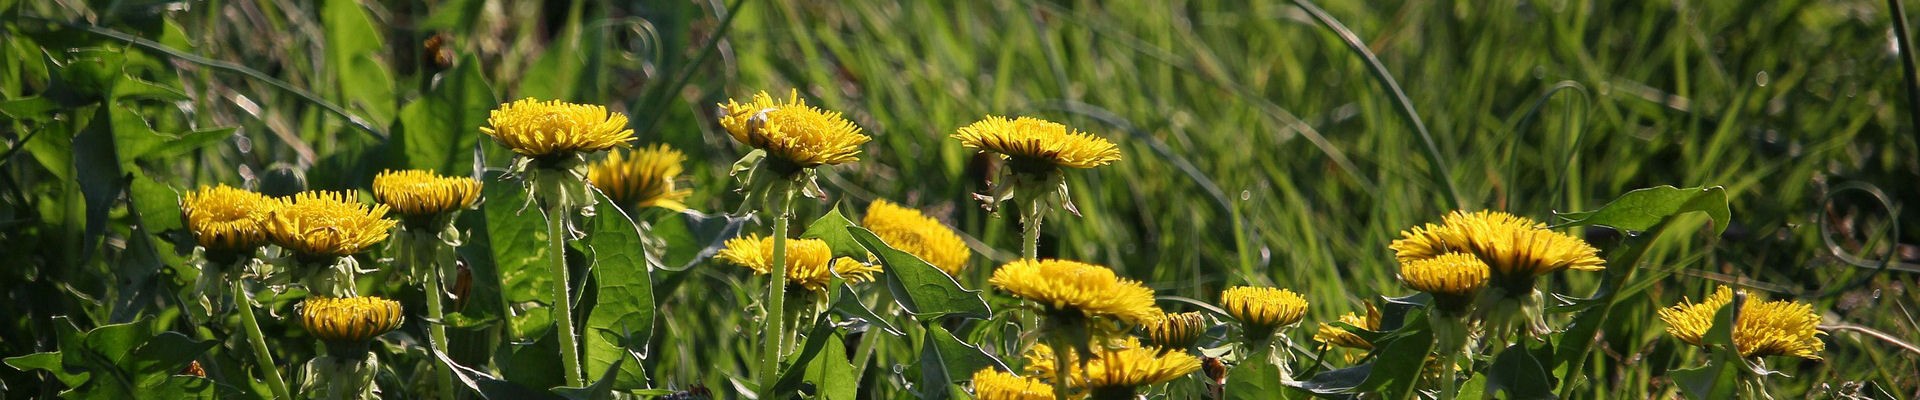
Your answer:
[581,190,655,391]
[3,317,217,399]
[849,227,991,320]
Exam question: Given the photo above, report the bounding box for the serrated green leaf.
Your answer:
[831,283,903,337]
[582,189,654,390]
[1226,348,1286,400]
[916,325,1007,400]
[800,206,869,259]
[1357,311,1433,399]
[1555,185,1730,236]
[848,227,989,319]
[477,173,552,339]
[805,332,857,400]
[1486,343,1556,399]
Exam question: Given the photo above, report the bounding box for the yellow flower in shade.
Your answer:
[1390,210,1604,280]
[952,116,1121,170]
[587,144,693,211]
[182,184,277,251]
[1399,252,1490,317]
[863,200,971,275]
[267,191,398,257]
[988,259,1160,325]
[1314,303,1381,350]
[371,170,481,219]
[1220,286,1309,340]
[717,90,870,169]
[1023,337,1200,393]
[716,234,881,292]
[298,296,404,343]
[1658,286,1825,360]
[480,98,635,158]
[1142,312,1209,350]
[970,369,1053,400]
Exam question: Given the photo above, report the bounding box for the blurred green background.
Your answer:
[3,0,1917,397]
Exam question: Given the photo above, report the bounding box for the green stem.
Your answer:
[420,239,457,399]
[757,179,796,397]
[546,202,585,387]
[1022,204,1044,260]
[235,284,292,400]
[1438,352,1459,400]
[1048,332,1073,400]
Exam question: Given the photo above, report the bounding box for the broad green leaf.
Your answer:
[393,53,494,176]
[553,355,626,400]
[432,348,567,400]
[915,325,1007,400]
[582,189,654,390]
[774,315,845,395]
[645,209,750,271]
[831,284,903,336]
[1485,343,1555,399]
[126,332,213,382]
[1226,348,1285,400]
[500,329,565,390]
[1555,185,1730,236]
[1357,311,1433,399]
[804,332,857,400]
[800,206,868,259]
[5,352,91,387]
[73,105,123,264]
[477,174,552,339]
[135,127,233,161]
[322,0,394,126]
[848,227,989,319]
[1292,362,1370,395]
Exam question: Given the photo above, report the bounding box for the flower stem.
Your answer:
[234,283,292,400]
[1021,203,1044,260]
[1048,332,1073,400]
[1438,352,1459,400]
[757,179,797,397]
[546,202,585,387]
[420,239,458,399]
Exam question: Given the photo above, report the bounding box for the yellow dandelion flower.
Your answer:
[371,170,481,219]
[266,191,398,257]
[182,184,277,251]
[716,235,881,292]
[717,90,870,169]
[1142,312,1209,350]
[298,296,404,343]
[1399,252,1491,297]
[970,369,1053,400]
[480,98,634,158]
[1390,210,1604,279]
[1314,303,1381,350]
[1658,286,1825,360]
[587,144,693,211]
[952,116,1121,170]
[1024,337,1199,392]
[988,259,1160,325]
[1220,286,1309,340]
[863,200,971,275]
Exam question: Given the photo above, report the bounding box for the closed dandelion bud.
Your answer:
[1143,312,1209,351]
[1220,286,1308,343]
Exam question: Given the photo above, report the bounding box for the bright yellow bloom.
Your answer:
[1658,286,1825,360]
[480,98,634,157]
[182,184,277,251]
[266,191,398,257]
[989,259,1160,325]
[371,170,481,218]
[1142,312,1209,350]
[1399,252,1490,297]
[1314,303,1381,350]
[1220,286,1309,338]
[952,116,1120,170]
[970,369,1053,400]
[716,235,881,292]
[862,200,971,275]
[717,90,869,168]
[587,144,693,211]
[1390,210,1604,279]
[298,296,404,343]
[1024,337,1199,391]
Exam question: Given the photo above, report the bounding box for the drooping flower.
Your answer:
[970,369,1053,400]
[716,234,881,292]
[988,259,1160,325]
[1220,286,1309,341]
[1142,311,1209,351]
[863,199,971,275]
[1658,286,1825,360]
[480,98,634,158]
[182,184,277,252]
[1023,337,1200,396]
[1314,303,1381,350]
[586,144,693,211]
[266,191,398,257]
[717,90,870,170]
[953,116,1121,171]
[298,296,405,343]
[1390,210,1604,280]
[371,170,481,224]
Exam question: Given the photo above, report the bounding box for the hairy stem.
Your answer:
[757,179,797,397]
[420,239,457,399]
[1022,204,1044,260]
[235,284,292,400]
[546,202,585,386]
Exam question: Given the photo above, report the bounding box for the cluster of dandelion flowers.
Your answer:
[953,116,1121,172]
[1398,252,1491,316]
[1313,303,1381,351]
[372,170,481,227]
[266,191,398,258]
[717,234,881,292]
[1220,286,1309,342]
[1142,312,1209,351]
[1658,286,1825,360]
[587,144,693,211]
[480,98,635,159]
[182,184,277,254]
[989,259,1160,326]
[717,90,870,172]
[299,296,404,346]
[863,200,971,275]
[970,369,1052,400]
[1023,337,1200,395]
[1391,210,1603,287]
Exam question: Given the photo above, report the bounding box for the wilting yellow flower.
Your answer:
[267,191,398,257]
[587,144,693,211]
[716,234,881,292]
[989,259,1160,325]
[970,369,1053,400]
[1390,210,1604,279]
[863,200,971,275]
[1658,286,1825,360]
[298,296,404,343]
[1399,252,1490,297]
[481,98,634,158]
[1024,337,1199,392]
[1142,312,1209,350]
[1314,303,1381,350]
[182,185,277,251]
[953,116,1121,170]
[717,90,870,169]
[1221,286,1309,340]
[371,170,481,218]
